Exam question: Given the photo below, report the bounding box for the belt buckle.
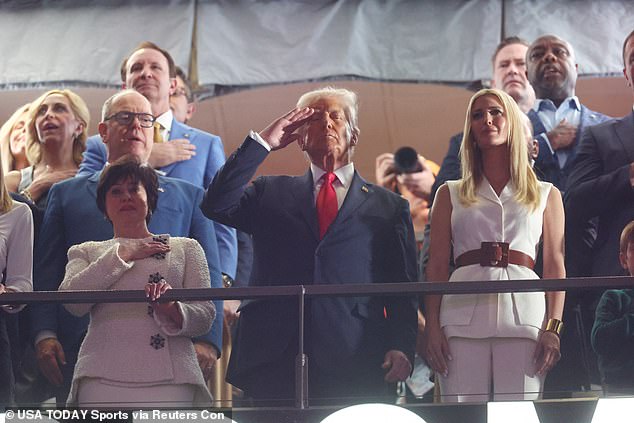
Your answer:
[480,242,509,267]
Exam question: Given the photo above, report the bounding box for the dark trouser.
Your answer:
[0,312,15,407]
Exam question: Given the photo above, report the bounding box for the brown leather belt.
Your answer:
[455,242,535,270]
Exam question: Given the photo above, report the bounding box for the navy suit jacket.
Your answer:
[78,118,237,278]
[529,104,610,192]
[31,172,224,361]
[565,112,634,277]
[201,137,418,396]
[429,132,462,207]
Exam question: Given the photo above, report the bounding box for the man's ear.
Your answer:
[625,68,632,87]
[186,103,196,121]
[168,78,177,96]
[297,134,306,151]
[350,130,359,147]
[121,82,127,90]
[98,122,109,143]
[530,139,539,160]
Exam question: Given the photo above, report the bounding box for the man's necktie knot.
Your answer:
[153,121,165,144]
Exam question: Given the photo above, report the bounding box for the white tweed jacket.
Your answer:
[60,235,215,405]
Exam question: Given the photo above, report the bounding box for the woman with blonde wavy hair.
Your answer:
[5,90,88,212]
[0,157,34,405]
[0,103,31,173]
[425,88,565,402]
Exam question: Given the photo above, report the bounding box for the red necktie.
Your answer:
[316,172,338,239]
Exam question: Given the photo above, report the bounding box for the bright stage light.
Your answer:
[321,403,427,423]
[591,397,634,423]
[488,401,540,423]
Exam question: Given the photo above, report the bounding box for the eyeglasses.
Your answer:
[104,112,155,128]
[172,88,192,101]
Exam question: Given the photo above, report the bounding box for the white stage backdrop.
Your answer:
[0,0,630,90]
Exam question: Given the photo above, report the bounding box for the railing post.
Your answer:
[295,285,308,409]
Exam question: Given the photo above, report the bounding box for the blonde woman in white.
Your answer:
[425,89,565,402]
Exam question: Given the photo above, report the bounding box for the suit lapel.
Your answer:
[332,171,371,226]
[615,112,634,163]
[291,170,319,240]
[169,119,193,142]
[528,110,546,135]
[160,119,193,175]
[86,172,101,199]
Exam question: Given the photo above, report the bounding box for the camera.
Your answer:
[393,147,423,174]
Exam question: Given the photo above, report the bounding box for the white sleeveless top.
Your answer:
[440,178,552,340]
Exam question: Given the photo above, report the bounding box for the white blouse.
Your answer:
[0,200,34,312]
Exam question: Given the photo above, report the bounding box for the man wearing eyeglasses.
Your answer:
[170,66,196,125]
[78,41,237,280]
[31,90,224,405]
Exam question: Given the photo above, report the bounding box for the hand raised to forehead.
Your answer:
[259,107,314,151]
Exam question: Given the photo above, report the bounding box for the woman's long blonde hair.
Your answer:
[26,89,89,166]
[458,88,540,210]
[0,103,31,173]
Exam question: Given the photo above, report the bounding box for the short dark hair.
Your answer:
[623,30,634,66]
[120,41,177,82]
[97,155,159,224]
[174,66,194,102]
[491,36,530,66]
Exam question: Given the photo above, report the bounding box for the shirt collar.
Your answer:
[310,162,355,188]
[156,109,173,132]
[533,96,580,112]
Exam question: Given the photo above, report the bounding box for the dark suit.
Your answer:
[566,112,634,278]
[429,132,462,207]
[30,172,223,402]
[528,104,610,193]
[528,105,610,397]
[201,137,418,400]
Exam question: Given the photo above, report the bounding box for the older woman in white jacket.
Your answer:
[59,157,214,407]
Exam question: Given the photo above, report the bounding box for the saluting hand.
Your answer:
[259,107,315,150]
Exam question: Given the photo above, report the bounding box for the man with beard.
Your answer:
[202,87,418,403]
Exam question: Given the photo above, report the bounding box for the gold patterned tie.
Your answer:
[153,121,164,144]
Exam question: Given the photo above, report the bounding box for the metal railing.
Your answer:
[3,275,633,408]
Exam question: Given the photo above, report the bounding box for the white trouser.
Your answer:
[438,337,544,403]
[77,377,196,408]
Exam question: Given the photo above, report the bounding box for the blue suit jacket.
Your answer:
[31,173,224,362]
[78,119,237,278]
[529,104,610,192]
[201,137,418,397]
[565,112,634,278]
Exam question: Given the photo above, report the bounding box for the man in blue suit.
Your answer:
[202,87,418,403]
[32,90,224,404]
[77,42,237,284]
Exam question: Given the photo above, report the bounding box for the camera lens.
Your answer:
[393,147,422,174]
